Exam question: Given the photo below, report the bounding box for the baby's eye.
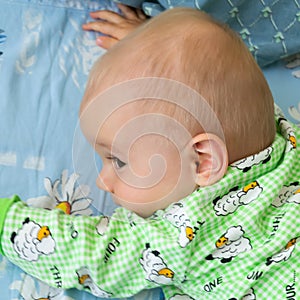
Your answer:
[107,156,126,169]
[113,158,126,169]
[113,157,126,169]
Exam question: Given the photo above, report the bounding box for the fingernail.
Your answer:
[96,38,103,46]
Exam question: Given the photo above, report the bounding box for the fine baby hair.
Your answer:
[82,7,276,165]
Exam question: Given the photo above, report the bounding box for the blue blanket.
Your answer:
[0,0,299,299]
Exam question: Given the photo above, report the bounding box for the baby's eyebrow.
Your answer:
[96,142,110,149]
[96,142,122,156]
[95,142,111,152]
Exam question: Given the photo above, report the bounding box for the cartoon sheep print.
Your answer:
[272,182,300,207]
[278,118,297,151]
[96,216,110,236]
[76,266,112,298]
[10,218,55,262]
[229,288,256,300]
[169,294,194,300]
[163,203,195,247]
[231,147,272,172]
[213,181,263,216]
[206,226,252,263]
[140,243,174,284]
[240,288,256,300]
[266,237,299,265]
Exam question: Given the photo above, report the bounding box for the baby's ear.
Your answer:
[192,133,228,186]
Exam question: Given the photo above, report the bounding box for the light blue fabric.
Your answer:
[119,0,300,67]
[0,0,111,204]
[0,0,163,299]
[0,0,299,299]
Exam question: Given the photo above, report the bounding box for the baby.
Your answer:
[1,8,299,300]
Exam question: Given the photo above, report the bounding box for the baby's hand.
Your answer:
[82,4,147,49]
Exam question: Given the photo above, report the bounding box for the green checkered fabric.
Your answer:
[1,111,300,300]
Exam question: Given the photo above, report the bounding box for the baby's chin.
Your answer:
[112,195,171,218]
[112,198,152,217]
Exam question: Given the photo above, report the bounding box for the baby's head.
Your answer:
[80,8,276,217]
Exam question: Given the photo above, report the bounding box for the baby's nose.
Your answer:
[96,173,114,193]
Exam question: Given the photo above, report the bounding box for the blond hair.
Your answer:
[82,8,276,163]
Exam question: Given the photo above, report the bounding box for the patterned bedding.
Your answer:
[0,0,299,299]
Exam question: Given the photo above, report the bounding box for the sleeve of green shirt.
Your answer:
[0,197,189,298]
[0,195,21,255]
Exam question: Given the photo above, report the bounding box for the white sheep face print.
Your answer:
[139,243,174,285]
[163,202,195,248]
[205,225,252,264]
[10,218,56,262]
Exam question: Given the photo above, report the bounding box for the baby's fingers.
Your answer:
[82,20,128,48]
[96,36,118,49]
[117,3,146,20]
[82,21,125,38]
[82,4,147,49]
[82,21,101,31]
[89,9,125,23]
[136,8,147,20]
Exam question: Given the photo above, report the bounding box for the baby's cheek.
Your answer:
[112,178,154,205]
[112,180,141,204]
